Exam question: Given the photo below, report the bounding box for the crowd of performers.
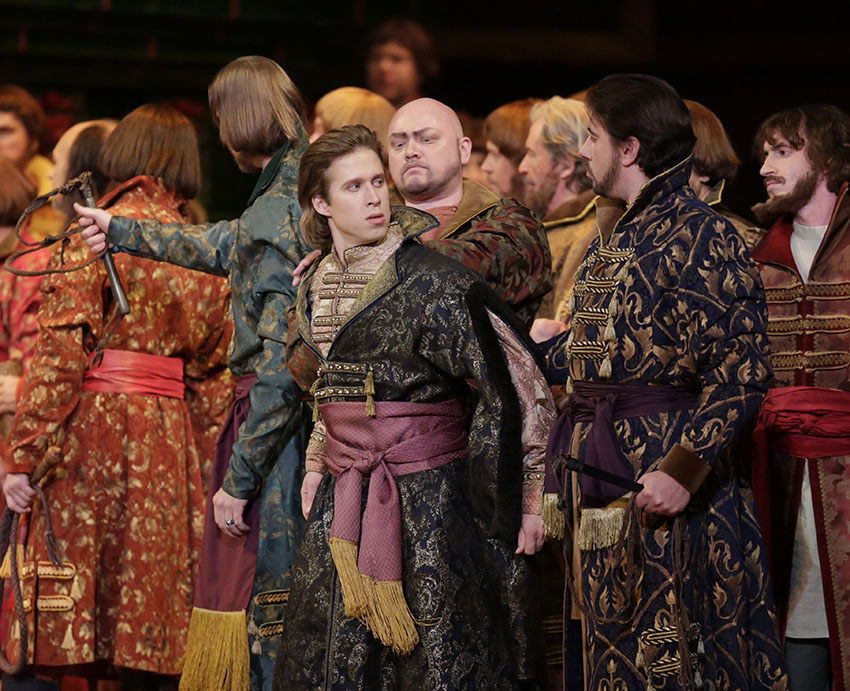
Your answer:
[0,22,847,691]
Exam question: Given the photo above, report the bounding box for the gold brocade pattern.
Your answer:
[4,176,233,675]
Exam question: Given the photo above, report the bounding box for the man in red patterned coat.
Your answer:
[750,105,850,691]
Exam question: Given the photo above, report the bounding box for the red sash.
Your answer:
[752,386,850,568]
[82,348,184,399]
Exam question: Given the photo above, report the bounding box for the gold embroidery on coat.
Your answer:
[254,590,290,607]
[36,595,75,612]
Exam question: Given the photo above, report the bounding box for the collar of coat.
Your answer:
[389,177,501,239]
[542,188,597,227]
[99,174,185,217]
[247,125,309,207]
[294,206,440,355]
[751,181,850,278]
[616,156,693,228]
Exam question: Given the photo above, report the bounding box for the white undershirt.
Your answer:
[790,221,827,283]
[785,221,829,639]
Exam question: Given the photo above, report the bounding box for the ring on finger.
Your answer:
[225,518,235,526]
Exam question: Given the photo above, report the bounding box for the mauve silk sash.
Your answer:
[322,399,468,583]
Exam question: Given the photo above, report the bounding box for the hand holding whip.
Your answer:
[74,176,130,315]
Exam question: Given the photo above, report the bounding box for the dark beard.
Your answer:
[752,170,819,226]
[590,157,619,200]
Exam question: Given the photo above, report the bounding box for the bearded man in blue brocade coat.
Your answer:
[540,73,788,690]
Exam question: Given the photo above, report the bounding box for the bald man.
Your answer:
[291,99,550,327]
[386,98,551,326]
[50,119,117,218]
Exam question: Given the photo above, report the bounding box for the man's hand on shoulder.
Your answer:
[292,250,321,287]
[635,470,690,516]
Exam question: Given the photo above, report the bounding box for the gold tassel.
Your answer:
[251,637,262,655]
[328,537,371,618]
[565,293,575,317]
[179,608,250,691]
[364,371,376,418]
[0,545,22,579]
[70,574,84,601]
[603,318,616,341]
[365,580,419,655]
[542,493,565,540]
[616,263,629,282]
[599,357,612,378]
[577,507,625,551]
[607,295,618,317]
[61,622,75,650]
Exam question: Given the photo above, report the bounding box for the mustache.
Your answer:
[764,175,784,186]
[402,162,428,174]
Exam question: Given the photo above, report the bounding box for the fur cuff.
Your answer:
[657,443,710,494]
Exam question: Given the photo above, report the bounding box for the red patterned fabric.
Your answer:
[82,349,185,399]
[3,176,233,675]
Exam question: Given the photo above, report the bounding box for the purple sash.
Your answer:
[323,400,468,583]
[545,381,697,505]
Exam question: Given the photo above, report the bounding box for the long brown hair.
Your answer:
[298,125,384,250]
[209,56,306,158]
[0,84,46,156]
[100,103,201,199]
[484,98,539,167]
[0,156,35,225]
[754,105,850,194]
[685,100,740,185]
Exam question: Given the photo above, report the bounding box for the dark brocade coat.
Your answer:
[542,159,788,690]
[275,232,543,691]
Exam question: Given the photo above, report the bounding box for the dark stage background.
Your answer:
[1,0,848,221]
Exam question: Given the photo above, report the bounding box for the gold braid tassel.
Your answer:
[364,371,376,418]
[178,608,249,691]
[542,493,565,540]
[577,506,625,551]
[362,579,419,655]
[0,544,24,579]
[328,537,372,618]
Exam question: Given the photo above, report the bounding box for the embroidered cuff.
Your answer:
[522,470,544,514]
[657,443,710,494]
[305,430,328,474]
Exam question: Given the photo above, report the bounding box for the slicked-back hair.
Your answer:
[209,56,306,158]
[484,98,540,167]
[0,84,46,155]
[754,105,850,194]
[685,100,740,186]
[298,125,384,251]
[100,104,201,199]
[587,74,695,179]
[0,156,36,225]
